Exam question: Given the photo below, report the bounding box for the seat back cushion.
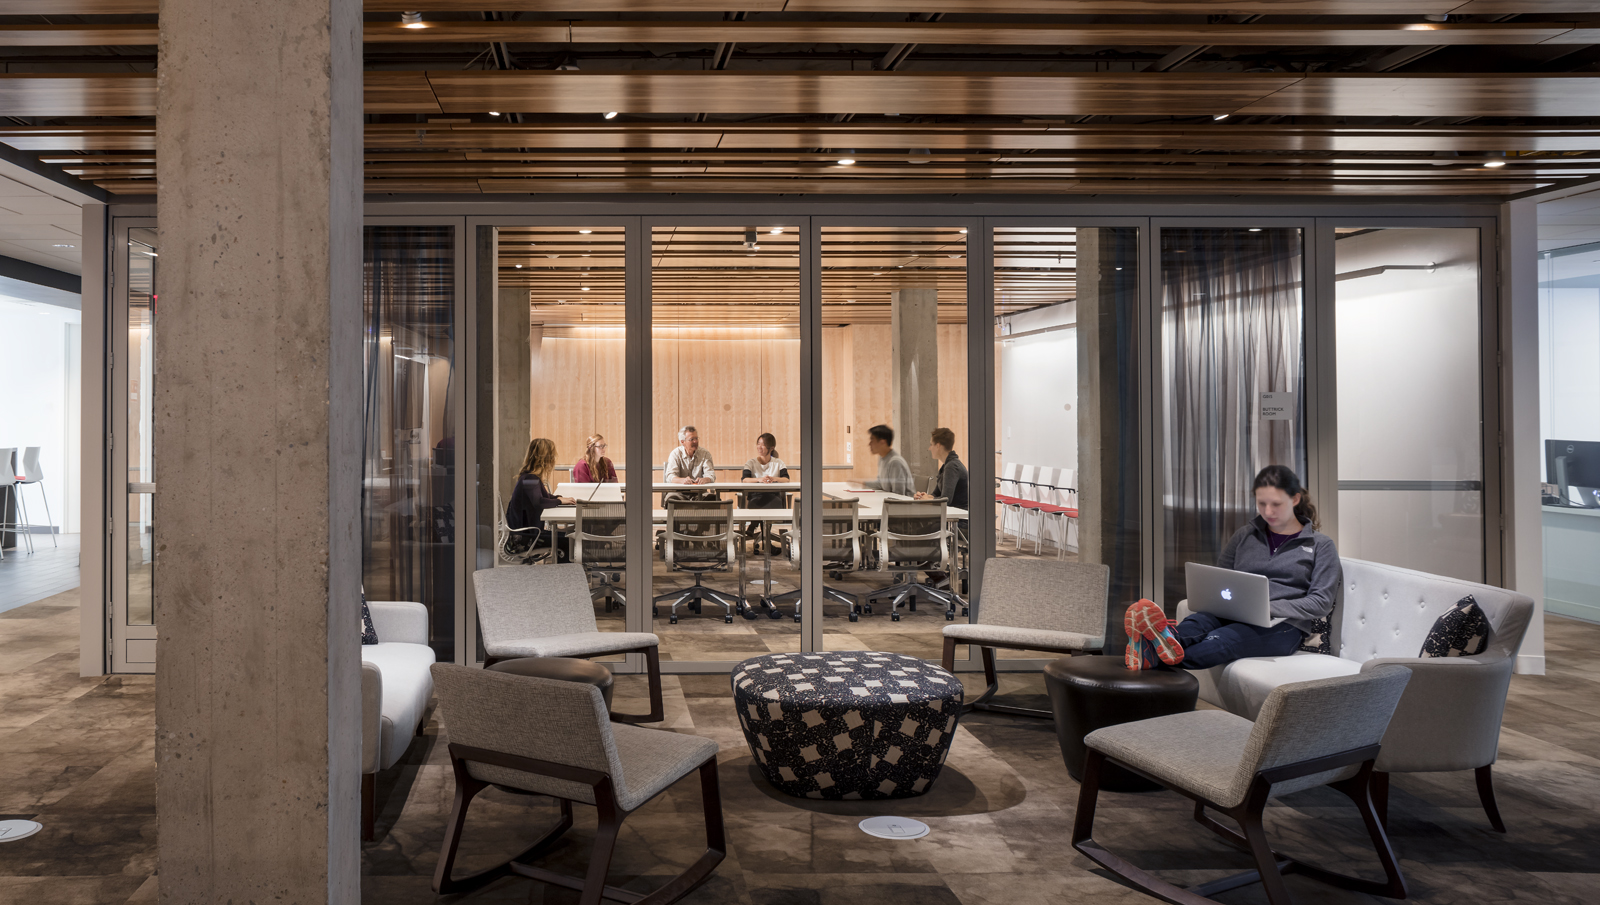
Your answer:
[1335,558,1535,664]
[472,563,598,647]
[978,557,1108,639]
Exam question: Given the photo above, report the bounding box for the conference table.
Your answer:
[541,482,968,618]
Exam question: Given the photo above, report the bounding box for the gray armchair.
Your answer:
[1073,666,1413,905]
[429,664,725,902]
[941,558,1108,717]
[472,564,663,723]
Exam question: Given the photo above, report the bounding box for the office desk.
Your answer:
[555,482,801,500]
[1544,504,1600,622]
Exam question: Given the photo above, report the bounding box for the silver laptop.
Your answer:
[1184,563,1273,627]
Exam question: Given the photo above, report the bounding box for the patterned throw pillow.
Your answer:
[1299,612,1333,655]
[361,594,379,645]
[1419,595,1490,658]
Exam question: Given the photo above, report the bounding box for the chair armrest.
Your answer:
[367,601,429,645]
[361,661,383,774]
[1175,599,1192,621]
[1361,653,1515,773]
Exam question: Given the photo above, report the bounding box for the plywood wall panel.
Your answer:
[851,324,895,483]
[761,334,802,470]
[938,323,970,465]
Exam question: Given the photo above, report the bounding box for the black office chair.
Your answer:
[574,500,627,612]
[652,499,741,624]
[868,498,962,622]
[772,497,864,623]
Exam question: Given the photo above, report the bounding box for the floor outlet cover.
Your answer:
[859,816,930,840]
[0,821,42,843]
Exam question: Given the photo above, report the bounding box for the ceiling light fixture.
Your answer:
[514,264,522,268]
[837,150,857,166]
[581,286,590,291]
[769,227,783,235]
[603,111,618,120]
[400,11,426,28]
[1248,227,1262,232]
[1213,113,1230,121]
[489,111,500,116]
[1484,159,1507,168]
[579,229,592,234]
[959,228,968,234]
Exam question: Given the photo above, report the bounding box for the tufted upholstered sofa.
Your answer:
[1178,557,1535,832]
[360,600,437,840]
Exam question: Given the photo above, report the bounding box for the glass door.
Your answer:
[110,221,158,673]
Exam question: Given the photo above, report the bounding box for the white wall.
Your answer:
[1334,228,1484,582]
[999,302,1077,546]
[1539,251,1600,456]
[0,296,81,533]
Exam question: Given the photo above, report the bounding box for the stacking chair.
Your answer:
[942,558,1108,717]
[472,564,663,723]
[867,498,960,622]
[1016,465,1050,554]
[429,664,724,902]
[1036,468,1079,560]
[653,498,741,624]
[997,462,1027,541]
[773,497,864,623]
[1072,667,1413,905]
[573,500,627,612]
[16,448,54,548]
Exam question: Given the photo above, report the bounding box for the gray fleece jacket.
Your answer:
[1216,516,1341,636]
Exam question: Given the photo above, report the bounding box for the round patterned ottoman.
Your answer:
[732,651,964,800]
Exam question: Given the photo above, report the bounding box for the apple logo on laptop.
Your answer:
[1220,588,1233,601]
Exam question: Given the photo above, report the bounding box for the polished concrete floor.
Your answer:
[2,587,1598,904]
[0,533,79,614]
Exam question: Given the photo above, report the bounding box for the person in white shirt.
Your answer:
[664,425,717,501]
[741,432,790,509]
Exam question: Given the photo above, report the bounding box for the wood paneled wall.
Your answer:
[523,323,972,484]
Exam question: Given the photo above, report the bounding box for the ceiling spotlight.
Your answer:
[836,150,857,166]
[514,264,523,268]
[1484,159,1507,168]
[579,229,592,234]
[1213,113,1230,121]
[872,272,882,276]
[769,227,783,235]
[959,228,968,234]
[581,286,590,291]
[400,11,425,28]
[1248,227,1262,232]
[603,111,618,120]
[1424,13,1449,21]
[529,242,536,247]
[489,111,500,116]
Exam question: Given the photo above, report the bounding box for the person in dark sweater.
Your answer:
[505,438,575,560]
[1125,465,1340,670]
[915,427,968,510]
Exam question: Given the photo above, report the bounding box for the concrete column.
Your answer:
[890,287,940,488]
[155,0,363,901]
[1076,229,1139,647]
[495,285,532,506]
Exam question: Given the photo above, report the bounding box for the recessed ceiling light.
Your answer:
[872,272,882,276]
[1484,159,1507,168]
[837,158,856,166]
[959,228,968,234]
[529,242,536,247]
[1248,227,1262,232]
[579,229,592,234]
[514,264,523,268]
[581,286,590,291]
[769,227,783,235]
[604,111,618,120]
[489,111,500,116]
[1213,113,1230,121]
[400,11,426,28]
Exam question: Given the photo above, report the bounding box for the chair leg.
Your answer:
[34,484,54,547]
[610,645,665,724]
[1071,752,1217,905]
[1370,769,1390,829]
[578,811,623,905]
[435,771,575,896]
[361,773,375,842]
[631,758,728,905]
[1476,764,1507,833]
[1238,810,1296,905]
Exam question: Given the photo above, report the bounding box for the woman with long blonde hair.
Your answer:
[504,438,575,560]
[572,433,617,483]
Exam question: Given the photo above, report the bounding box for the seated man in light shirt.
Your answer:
[663,425,717,501]
[847,423,914,496]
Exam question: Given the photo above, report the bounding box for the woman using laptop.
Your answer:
[1125,465,1340,670]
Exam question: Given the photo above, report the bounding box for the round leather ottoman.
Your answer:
[733,651,963,800]
[489,657,614,711]
[1044,656,1198,793]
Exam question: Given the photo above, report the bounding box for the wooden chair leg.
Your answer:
[578,812,623,905]
[941,635,957,673]
[1239,810,1296,905]
[1370,770,1390,829]
[610,645,665,724]
[361,773,375,842]
[1476,764,1507,833]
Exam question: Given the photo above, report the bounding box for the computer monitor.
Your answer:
[1547,439,1600,498]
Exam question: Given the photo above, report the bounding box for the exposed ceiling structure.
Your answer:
[6,2,1600,196]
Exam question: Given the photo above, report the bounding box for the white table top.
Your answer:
[556,482,801,498]
[543,485,967,523]
[544,507,793,523]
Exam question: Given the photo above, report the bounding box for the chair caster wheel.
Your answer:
[849,613,859,623]
[767,609,783,620]
[792,615,802,624]
[669,615,679,625]
[946,612,955,621]
[724,615,734,624]
[891,614,901,622]
[742,608,759,621]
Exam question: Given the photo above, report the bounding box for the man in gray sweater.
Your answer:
[859,424,914,496]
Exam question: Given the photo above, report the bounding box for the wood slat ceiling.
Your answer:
[8,2,1600,196]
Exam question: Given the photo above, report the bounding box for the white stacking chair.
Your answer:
[0,448,30,558]
[1016,465,1047,554]
[16,448,54,548]
[998,462,1025,539]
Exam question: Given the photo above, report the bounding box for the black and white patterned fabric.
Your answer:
[361,595,379,645]
[1298,612,1333,655]
[732,651,963,801]
[1419,595,1491,658]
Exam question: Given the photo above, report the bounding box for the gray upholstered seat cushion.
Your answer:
[942,622,1100,652]
[1190,652,1360,721]
[432,665,719,813]
[361,640,436,771]
[488,631,661,660]
[1087,710,1257,806]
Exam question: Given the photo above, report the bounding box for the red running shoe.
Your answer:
[1124,638,1160,670]
[1126,598,1185,666]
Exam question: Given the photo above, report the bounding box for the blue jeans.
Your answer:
[1175,612,1305,670]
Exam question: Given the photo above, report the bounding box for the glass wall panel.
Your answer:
[125,227,157,626]
[1336,227,1483,582]
[821,226,967,658]
[1161,227,1305,606]
[651,225,801,661]
[493,226,631,654]
[362,225,456,662]
[993,226,1140,659]
[1538,240,1600,621]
